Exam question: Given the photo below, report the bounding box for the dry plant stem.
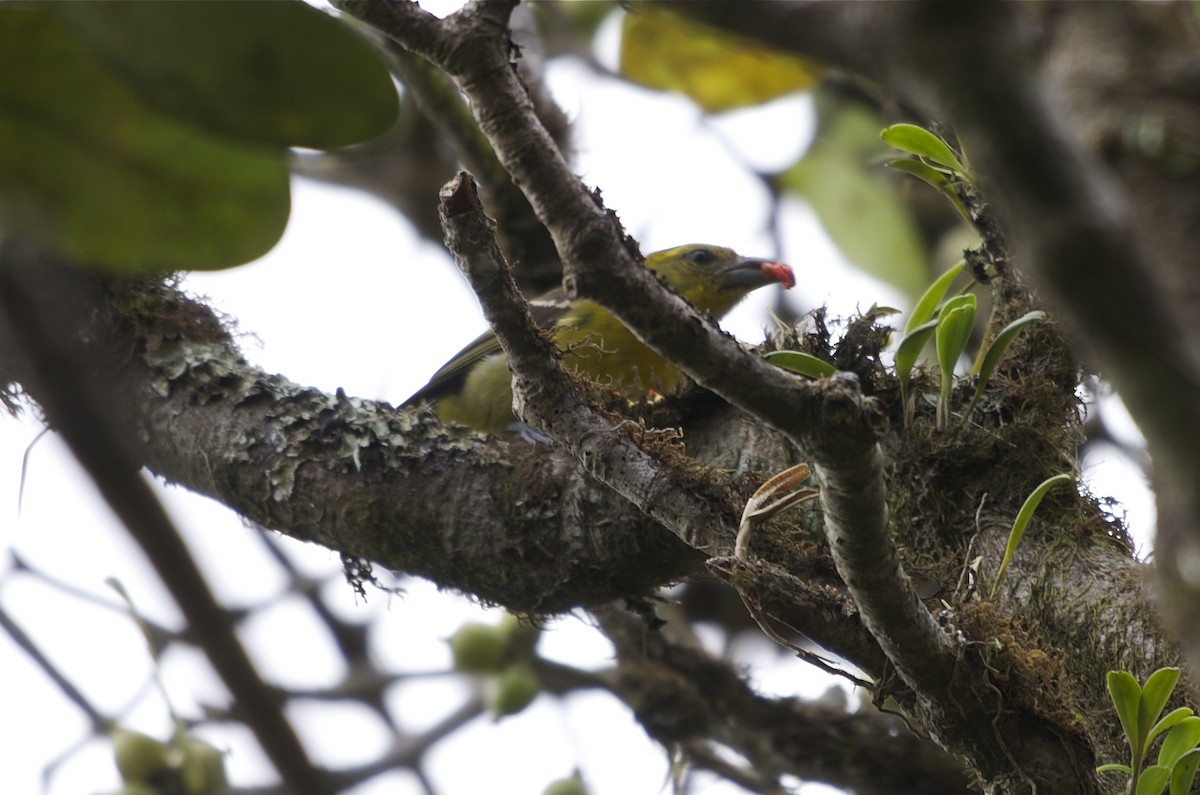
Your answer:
[735,462,816,558]
[0,255,333,795]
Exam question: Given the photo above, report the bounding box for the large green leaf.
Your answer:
[49,1,398,149]
[0,8,290,274]
[1138,765,1171,795]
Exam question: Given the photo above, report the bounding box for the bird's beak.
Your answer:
[722,257,796,290]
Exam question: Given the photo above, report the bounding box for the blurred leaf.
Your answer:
[620,8,822,112]
[488,667,541,719]
[764,350,837,378]
[50,0,398,149]
[0,7,290,274]
[543,772,589,795]
[781,143,928,297]
[539,2,613,43]
[881,123,966,175]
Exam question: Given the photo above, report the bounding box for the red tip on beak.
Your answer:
[763,261,795,290]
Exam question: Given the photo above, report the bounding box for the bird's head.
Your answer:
[645,244,795,318]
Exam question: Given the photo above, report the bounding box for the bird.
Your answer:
[403,243,795,434]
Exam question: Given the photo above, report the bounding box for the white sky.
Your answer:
[0,5,1154,795]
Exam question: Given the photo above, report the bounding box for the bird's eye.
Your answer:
[683,248,717,266]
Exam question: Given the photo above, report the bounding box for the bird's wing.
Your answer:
[402,289,571,405]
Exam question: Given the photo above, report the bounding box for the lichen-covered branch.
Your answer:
[0,260,722,612]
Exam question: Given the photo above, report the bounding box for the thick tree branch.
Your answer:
[0,262,721,612]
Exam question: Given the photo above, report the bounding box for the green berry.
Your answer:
[488,666,540,718]
[111,729,169,784]
[543,772,588,795]
[448,622,510,673]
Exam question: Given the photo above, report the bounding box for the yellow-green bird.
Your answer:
[404,244,795,434]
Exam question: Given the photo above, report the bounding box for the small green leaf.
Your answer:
[765,350,837,378]
[886,157,953,191]
[1142,668,1184,746]
[1138,765,1172,795]
[881,122,966,175]
[1158,716,1200,769]
[1109,671,1146,760]
[934,297,975,430]
[1169,748,1200,795]
[896,319,938,408]
[1096,764,1134,775]
[964,310,1047,418]
[885,158,972,224]
[906,260,965,334]
[974,310,1047,378]
[990,474,1072,598]
[1149,708,1196,751]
